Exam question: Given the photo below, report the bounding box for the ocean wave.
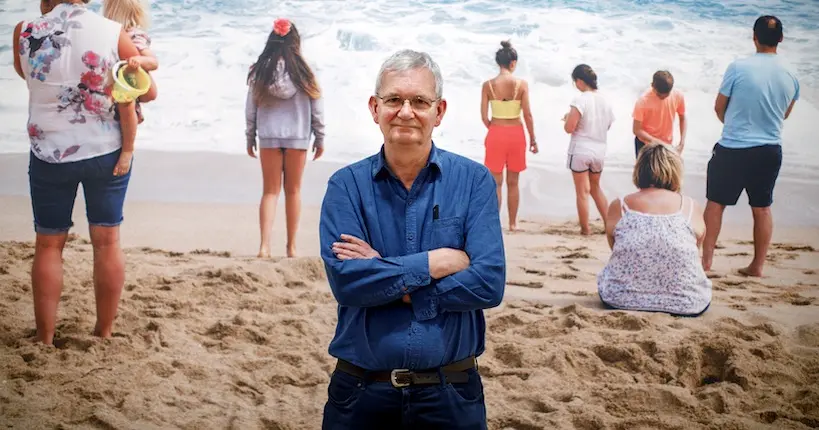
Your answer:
[0,0,817,183]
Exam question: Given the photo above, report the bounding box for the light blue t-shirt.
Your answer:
[718,53,800,149]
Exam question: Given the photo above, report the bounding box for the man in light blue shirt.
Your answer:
[702,15,799,277]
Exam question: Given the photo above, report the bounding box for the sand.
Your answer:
[1,150,818,429]
[1,213,818,429]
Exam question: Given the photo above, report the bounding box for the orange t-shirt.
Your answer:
[632,90,685,144]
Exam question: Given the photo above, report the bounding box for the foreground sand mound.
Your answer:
[1,240,817,429]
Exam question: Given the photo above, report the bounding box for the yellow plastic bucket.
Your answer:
[111,60,151,103]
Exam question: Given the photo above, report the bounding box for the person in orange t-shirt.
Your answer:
[632,71,687,157]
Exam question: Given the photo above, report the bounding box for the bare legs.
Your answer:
[90,226,125,338]
[258,149,284,258]
[31,226,125,345]
[740,207,773,277]
[572,171,608,235]
[506,172,520,231]
[31,233,68,345]
[701,200,724,272]
[703,201,773,277]
[491,171,521,231]
[258,148,307,258]
[283,149,308,258]
[589,172,608,231]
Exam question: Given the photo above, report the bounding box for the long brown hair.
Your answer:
[248,20,321,103]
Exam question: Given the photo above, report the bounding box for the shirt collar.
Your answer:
[371,142,443,179]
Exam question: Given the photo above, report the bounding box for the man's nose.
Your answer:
[397,100,415,118]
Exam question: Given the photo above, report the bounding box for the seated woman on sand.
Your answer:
[245,18,325,258]
[597,143,711,317]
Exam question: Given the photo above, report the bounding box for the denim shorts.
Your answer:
[28,149,132,235]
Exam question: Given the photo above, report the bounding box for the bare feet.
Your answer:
[35,331,55,345]
[93,324,112,339]
[701,254,713,272]
[580,228,591,236]
[286,244,297,258]
[509,223,518,232]
[737,265,763,277]
[257,248,271,258]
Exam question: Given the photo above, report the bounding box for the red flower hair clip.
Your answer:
[273,18,292,37]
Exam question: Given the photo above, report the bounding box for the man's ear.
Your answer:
[434,98,447,127]
[368,96,379,124]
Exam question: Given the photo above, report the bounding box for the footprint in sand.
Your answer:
[795,324,819,347]
[560,251,592,260]
[772,243,815,252]
[507,280,543,289]
[522,267,546,276]
[550,290,593,297]
[493,343,526,368]
[777,292,814,306]
[491,313,530,331]
[53,335,96,352]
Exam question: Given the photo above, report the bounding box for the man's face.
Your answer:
[369,68,446,148]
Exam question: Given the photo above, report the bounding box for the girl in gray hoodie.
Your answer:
[246,18,325,258]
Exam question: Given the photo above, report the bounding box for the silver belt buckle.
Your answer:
[390,369,411,388]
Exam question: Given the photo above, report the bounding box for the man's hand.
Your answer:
[247,143,256,158]
[332,234,381,260]
[429,248,470,279]
[313,145,324,160]
[676,140,685,154]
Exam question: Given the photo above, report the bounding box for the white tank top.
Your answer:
[597,195,712,315]
[19,3,123,163]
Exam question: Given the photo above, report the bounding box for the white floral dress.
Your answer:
[597,195,712,316]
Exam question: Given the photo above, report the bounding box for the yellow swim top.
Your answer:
[488,79,522,119]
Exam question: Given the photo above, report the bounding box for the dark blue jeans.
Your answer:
[322,368,487,430]
[28,149,131,234]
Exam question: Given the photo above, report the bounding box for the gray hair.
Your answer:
[374,49,443,98]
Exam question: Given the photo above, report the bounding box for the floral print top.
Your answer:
[597,195,712,315]
[19,3,123,164]
[128,27,151,52]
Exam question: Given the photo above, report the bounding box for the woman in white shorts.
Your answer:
[562,64,615,234]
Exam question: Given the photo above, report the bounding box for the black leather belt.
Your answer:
[335,356,478,388]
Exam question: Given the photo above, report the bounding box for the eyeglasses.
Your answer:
[376,95,439,111]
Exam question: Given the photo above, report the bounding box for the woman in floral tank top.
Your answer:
[597,143,712,316]
[12,0,143,345]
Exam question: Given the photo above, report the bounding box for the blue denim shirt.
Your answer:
[319,144,506,371]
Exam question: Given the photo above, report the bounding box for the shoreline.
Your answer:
[2,148,819,233]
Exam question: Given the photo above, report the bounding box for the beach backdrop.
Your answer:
[1,0,818,181]
[1,1,819,429]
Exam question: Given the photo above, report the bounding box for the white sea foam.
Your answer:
[1,0,817,182]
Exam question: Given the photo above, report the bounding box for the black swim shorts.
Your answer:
[706,143,782,208]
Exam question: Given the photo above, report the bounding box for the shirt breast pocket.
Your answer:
[431,217,465,250]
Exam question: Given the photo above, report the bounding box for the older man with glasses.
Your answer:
[318,49,506,429]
